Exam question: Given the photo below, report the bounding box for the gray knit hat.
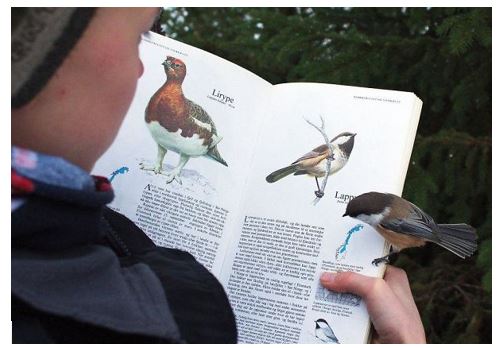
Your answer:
[12,8,96,108]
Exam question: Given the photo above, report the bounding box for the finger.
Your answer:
[320,271,425,343]
[383,266,415,309]
[383,266,422,322]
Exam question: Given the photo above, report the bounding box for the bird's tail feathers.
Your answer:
[293,170,308,176]
[435,223,477,258]
[439,223,478,241]
[206,147,227,167]
[266,164,299,183]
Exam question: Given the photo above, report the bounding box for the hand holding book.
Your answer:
[320,266,426,343]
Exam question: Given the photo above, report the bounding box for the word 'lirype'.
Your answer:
[212,89,234,104]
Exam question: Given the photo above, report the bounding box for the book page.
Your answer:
[93,32,272,276]
[219,83,421,343]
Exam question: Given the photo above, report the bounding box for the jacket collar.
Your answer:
[12,146,114,208]
[11,146,181,341]
[11,146,114,250]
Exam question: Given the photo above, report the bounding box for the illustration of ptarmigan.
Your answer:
[141,56,227,184]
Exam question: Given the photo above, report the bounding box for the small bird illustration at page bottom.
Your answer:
[314,318,340,344]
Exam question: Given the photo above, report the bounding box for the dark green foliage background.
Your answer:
[155,7,491,343]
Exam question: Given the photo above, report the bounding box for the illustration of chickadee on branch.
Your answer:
[314,318,340,344]
[266,116,355,204]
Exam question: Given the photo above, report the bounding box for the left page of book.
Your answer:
[92,32,272,276]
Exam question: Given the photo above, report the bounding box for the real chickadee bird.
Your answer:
[343,192,478,266]
[314,318,340,344]
[266,132,356,197]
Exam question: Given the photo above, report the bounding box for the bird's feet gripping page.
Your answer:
[371,256,390,267]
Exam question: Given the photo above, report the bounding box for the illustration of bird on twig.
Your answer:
[266,115,355,204]
[314,318,340,344]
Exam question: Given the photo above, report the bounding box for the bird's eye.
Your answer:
[174,63,180,68]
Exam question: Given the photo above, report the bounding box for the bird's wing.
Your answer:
[291,143,330,165]
[186,99,217,134]
[379,204,440,242]
[323,326,339,343]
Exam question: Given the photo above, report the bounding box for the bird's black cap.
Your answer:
[315,318,328,329]
[343,192,394,217]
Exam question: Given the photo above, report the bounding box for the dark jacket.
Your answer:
[11,147,237,343]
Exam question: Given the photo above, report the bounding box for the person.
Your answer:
[11,8,236,343]
[11,7,426,344]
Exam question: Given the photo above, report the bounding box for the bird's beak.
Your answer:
[342,213,348,217]
[352,133,357,137]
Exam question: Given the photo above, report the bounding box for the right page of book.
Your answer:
[219,82,422,343]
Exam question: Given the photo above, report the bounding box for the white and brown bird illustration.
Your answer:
[141,56,227,184]
[266,132,356,195]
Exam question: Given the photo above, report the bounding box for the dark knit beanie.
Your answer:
[11,7,96,108]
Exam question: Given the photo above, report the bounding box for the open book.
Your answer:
[93,31,422,344]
